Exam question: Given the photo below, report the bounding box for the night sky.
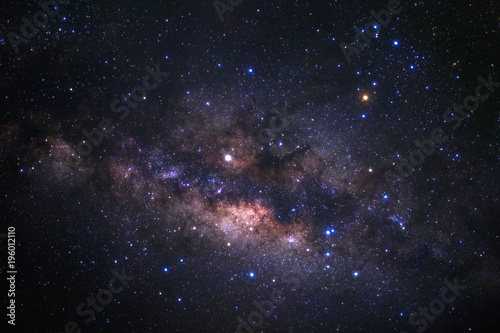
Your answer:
[1,0,499,332]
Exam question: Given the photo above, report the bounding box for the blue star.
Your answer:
[248,68,253,73]
[163,267,168,272]
[249,272,255,277]
[362,114,366,118]
[353,271,359,277]
[393,41,399,46]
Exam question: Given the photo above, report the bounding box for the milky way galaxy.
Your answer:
[1,1,499,333]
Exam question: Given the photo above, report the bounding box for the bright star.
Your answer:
[225,154,232,162]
